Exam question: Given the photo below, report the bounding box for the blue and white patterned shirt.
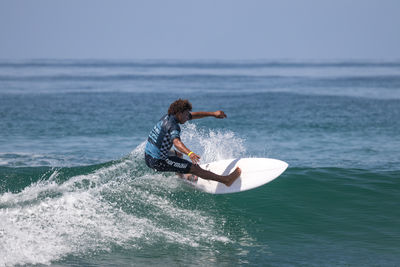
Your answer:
[145,114,191,159]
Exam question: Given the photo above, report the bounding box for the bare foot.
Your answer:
[223,167,241,187]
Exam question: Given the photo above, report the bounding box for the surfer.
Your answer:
[144,99,241,186]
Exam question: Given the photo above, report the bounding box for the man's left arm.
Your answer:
[190,111,227,120]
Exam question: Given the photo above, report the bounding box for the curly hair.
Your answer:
[168,99,192,115]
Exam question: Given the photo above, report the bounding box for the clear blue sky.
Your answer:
[1,0,399,60]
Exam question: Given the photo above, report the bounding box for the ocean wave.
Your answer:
[1,151,399,266]
[1,124,399,266]
[0,73,295,83]
[1,159,399,265]
[0,127,249,266]
[0,144,236,266]
[1,59,400,69]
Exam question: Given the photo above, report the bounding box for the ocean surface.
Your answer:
[0,59,399,266]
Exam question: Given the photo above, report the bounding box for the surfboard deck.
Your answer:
[182,157,288,194]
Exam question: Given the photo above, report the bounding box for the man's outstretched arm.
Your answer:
[190,110,227,120]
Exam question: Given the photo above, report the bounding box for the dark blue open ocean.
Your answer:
[0,60,399,266]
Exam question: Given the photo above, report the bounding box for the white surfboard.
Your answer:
[183,157,288,194]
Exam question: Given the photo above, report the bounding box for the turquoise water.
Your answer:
[0,60,399,266]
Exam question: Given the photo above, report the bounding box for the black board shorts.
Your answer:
[145,153,192,174]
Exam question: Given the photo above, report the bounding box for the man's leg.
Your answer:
[189,164,241,187]
[170,149,241,186]
[170,150,198,181]
[169,150,183,178]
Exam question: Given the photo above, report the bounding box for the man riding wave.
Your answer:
[144,99,241,186]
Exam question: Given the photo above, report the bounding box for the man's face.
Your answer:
[177,110,190,124]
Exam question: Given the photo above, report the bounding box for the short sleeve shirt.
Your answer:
[145,114,186,159]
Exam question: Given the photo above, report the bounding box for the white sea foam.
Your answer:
[181,123,246,163]
[0,126,246,266]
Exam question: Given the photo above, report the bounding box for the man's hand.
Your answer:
[173,138,201,165]
[213,110,227,119]
[189,152,201,165]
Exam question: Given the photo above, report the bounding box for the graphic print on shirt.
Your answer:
[145,114,181,159]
